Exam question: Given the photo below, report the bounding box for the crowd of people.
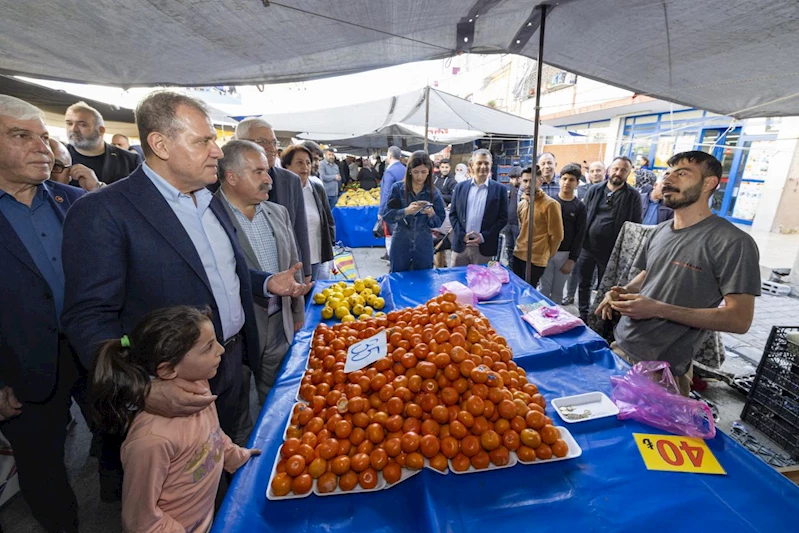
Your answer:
[0,87,761,533]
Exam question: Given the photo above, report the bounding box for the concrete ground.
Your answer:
[2,244,796,531]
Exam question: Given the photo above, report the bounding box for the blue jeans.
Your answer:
[328,195,338,208]
[311,262,329,281]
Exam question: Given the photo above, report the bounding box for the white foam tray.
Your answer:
[551,392,619,423]
[515,425,582,464]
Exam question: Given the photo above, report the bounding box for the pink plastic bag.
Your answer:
[466,264,502,300]
[521,305,583,336]
[440,281,477,306]
[488,262,509,284]
[610,361,716,439]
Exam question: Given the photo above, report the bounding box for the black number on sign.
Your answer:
[350,338,381,362]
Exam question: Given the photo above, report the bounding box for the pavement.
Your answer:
[2,245,796,531]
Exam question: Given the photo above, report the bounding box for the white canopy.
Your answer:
[263,87,564,140]
[1,1,797,118]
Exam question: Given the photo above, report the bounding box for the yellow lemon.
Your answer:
[321,306,334,320]
[313,293,327,305]
[373,297,385,310]
[364,276,377,287]
[341,314,355,323]
[327,298,341,310]
[335,306,350,319]
[352,303,365,316]
[360,288,373,298]
[358,314,371,321]
[363,306,374,316]
[342,287,355,297]
[321,288,331,298]
[371,285,381,295]
[374,311,387,318]
[354,281,365,292]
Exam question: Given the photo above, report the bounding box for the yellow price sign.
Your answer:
[633,433,725,475]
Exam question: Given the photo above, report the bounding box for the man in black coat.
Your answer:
[65,101,141,184]
[433,158,457,205]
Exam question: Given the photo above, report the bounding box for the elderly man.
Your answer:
[216,140,304,440]
[62,91,311,500]
[0,95,85,532]
[48,137,102,191]
[449,149,508,266]
[111,133,130,150]
[65,101,141,183]
[235,118,312,282]
[538,152,560,197]
[378,146,406,259]
[587,161,606,185]
[319,148,341,206]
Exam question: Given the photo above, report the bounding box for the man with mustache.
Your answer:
[65,101,141,184]
[216,140,305,443]
[596,151,760,396]
[576,156,642,321]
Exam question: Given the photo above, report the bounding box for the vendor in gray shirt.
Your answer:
[595,151,760,397]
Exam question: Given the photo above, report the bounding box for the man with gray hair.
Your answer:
[0,95,86,532]
[215,139,304,442]
[449,148,508,266]
[235,117,312,282]
[65,100,140,184]
[48,137,103,191]
[62,91,311,500]
[378,146,406,259]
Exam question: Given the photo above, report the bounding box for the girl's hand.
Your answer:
[422,205,434,217]
[404,202,423,216]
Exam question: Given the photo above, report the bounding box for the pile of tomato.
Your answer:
[270,292,568,497]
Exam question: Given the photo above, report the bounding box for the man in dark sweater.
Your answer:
[65,101,141,184]
[433,159,456,205]
[539,163,587,304]
[576,156,642,320]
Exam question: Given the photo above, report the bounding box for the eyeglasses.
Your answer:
[250,138,280,149]
[51,162,72,174]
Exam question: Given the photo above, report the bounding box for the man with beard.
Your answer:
[433,158,456,205]
[576,156,641,321]
[65,101,141,184]
[596,151,760,396]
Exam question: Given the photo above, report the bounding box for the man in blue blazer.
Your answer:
[378,146,406,258]
[61,91,311,500]
[449,149,508,265]
[0,96,84,532]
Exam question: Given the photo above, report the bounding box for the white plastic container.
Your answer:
[551,392,619,423]
[515,425,583,464]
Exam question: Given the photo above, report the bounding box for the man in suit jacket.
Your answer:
[65,101,141,184]
[0,96,84,532]
[639,176,674,225]
[216,140,305,441]
[449,149,508,265]
[235,118,313,282]
[61,91,310,499]
[378,146,406,257]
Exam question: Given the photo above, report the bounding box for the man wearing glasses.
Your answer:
[235,118,312,282]
[576,156,641,321]
[47,138,103,192]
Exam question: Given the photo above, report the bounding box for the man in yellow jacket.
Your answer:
[512,165,564,286]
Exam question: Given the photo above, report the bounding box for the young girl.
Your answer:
[92,306,259,533]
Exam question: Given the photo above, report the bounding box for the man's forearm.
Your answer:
[657,303,751,334]
[623,270,647,293]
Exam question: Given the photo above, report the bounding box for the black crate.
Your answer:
[741,326,799,459]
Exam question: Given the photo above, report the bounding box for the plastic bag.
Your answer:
[488,262,509,284]
[521,305,583,336]
[610,361,716,439]
[466,264,502,300]
[440,281,476,306]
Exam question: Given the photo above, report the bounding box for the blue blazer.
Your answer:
[61,168,266,381]
[0,182,85,402]
[448,179,509,258]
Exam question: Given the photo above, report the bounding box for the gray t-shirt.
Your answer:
[615,215,761,375]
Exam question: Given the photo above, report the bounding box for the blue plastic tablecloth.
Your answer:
[214,268,799,533]
[332,205,385,248]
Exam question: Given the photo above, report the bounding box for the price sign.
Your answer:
[343,330,388,373]
[633,433,725,475]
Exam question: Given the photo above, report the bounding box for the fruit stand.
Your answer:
[213,267,799,532]
[331,186,384,248]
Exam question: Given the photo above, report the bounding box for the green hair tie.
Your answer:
[120,335,131,348]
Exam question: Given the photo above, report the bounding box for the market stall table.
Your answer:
[214,267,799,532]
[332,205,384,248]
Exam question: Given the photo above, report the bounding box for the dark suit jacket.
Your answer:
[0,182,85,402]
[268,166,311,279]
[68,142,141,184]
[434,174,457,205]
[61,168,265,382]
[583,180,642,259]
[449,179,509,257]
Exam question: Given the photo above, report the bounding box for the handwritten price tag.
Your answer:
[633,433,725,475]
[343,330,388,373]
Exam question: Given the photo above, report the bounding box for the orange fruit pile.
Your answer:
[270,292,568,497]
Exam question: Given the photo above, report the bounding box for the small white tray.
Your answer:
[449,451,518,475]
[515,425,582,464]
[551,392,619,423]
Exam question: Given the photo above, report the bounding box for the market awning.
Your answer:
[1,1,797,118]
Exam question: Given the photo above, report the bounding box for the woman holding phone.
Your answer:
[380,150,446,272]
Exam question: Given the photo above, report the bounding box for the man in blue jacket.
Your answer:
[378,146,406,259]
[0,95,84,532]
[640,171,674,225]
[449,149,508,265]
[61,91,311,501]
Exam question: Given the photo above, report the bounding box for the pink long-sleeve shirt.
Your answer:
[120,383,250,533]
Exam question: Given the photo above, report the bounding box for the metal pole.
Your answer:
[525,4,547,285]
[424,85,431,153]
